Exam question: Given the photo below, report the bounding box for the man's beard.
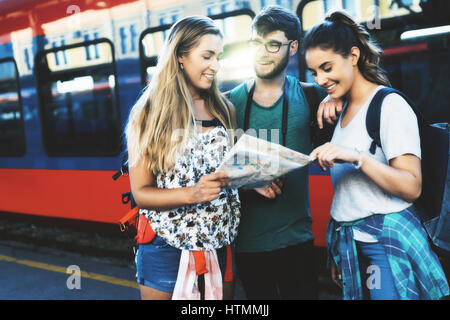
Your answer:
[255,51,290,80]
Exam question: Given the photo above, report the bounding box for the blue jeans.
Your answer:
[356,241,399,300]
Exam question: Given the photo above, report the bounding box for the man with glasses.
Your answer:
[227,5,343,300]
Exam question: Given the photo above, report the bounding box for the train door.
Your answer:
[0,57,25,156]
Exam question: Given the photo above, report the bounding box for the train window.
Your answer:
[139,24,171,87]
[35,39,121,156]
[299,0,423,31]
[139,10,255,91]
[382,35,450,123]
[211,11,255,91]
[0,58,25,156]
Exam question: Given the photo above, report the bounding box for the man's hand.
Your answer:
[331,263,342,288]
[254,178,283,199]
[317,96,344,129]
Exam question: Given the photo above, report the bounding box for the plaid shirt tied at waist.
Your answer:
[326,206,449,300]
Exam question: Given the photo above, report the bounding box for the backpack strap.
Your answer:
[112,152,129,180]
[366,88,388,154]
[300,81,335,147]
[223,90,231,100]
[226,82,334,147]
[366,87,427,155]
[300,82,319,146]
[299,81,320,119]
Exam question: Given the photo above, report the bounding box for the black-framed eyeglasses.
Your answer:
[248,40,294,53]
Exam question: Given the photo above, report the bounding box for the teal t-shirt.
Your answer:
[229,75,327,252]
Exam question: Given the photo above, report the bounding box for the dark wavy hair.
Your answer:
[301,11,390,87]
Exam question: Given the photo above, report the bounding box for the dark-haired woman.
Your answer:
[304,11,449,300]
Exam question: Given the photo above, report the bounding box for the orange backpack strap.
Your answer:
[192,251,208,275]
[224,245,233,282]
[192,247,233,281]
[119,206,139,231]
[136,214,156,244]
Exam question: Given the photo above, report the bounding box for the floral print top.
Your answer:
[139,124,241,251]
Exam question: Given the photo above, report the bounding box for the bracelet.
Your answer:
[353,149,363,169]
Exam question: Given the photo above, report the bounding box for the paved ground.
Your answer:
[0,212,341,300]
[0,240,140,300]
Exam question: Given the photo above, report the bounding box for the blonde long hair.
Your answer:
[125,16,235,174]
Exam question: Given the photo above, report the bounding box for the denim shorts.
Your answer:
[135,235,236,293]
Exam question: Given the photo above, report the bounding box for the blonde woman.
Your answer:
[125,16,240,300]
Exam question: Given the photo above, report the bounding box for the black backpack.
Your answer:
[366,87,450,257]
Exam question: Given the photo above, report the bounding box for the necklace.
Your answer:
[195,118,223,127]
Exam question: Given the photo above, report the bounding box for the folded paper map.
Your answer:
[217,134,315,188]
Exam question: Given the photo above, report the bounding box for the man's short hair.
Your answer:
[252,5,302,41]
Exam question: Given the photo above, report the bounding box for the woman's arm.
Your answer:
[310,143,422,203]
[359,152,421,203]
[129,155,230,211]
